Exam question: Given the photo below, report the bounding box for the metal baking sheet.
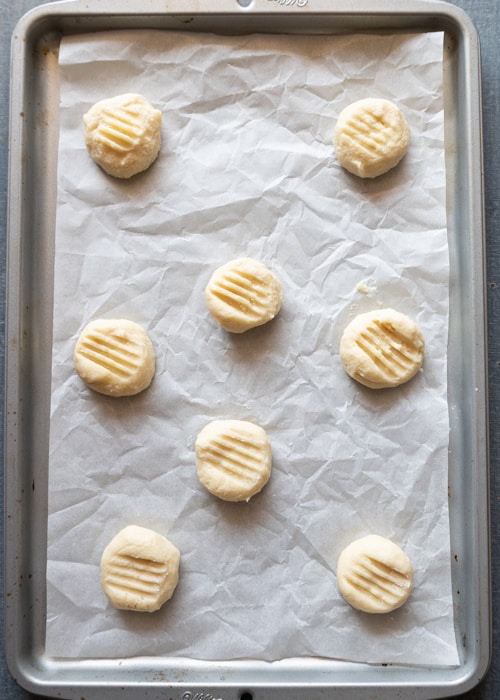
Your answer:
[4,0,489,698]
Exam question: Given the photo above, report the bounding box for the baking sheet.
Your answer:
[45,28,459,666]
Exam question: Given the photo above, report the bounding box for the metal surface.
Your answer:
[3,1,489,698]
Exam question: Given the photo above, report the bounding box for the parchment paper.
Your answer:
[46,29,459,666]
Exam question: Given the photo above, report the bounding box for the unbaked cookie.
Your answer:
[74,318,155,397]
[336,534,414,614]
[101,525,180,612]
[195,419,272,502]
[83,93,162,178]
[339,308,424,389]
[333,98,410,178]
[205,258,282,333]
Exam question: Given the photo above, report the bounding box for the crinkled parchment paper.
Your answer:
[46,29,459,666]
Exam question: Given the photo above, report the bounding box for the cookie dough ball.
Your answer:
[83,93,162,178]
[337,534,414,614]
[333,98,410,178]
[74,318,155,397]
[205,258,282,333]
[101,525,180,612]
[195,419,272,502]
[339,308,424,389]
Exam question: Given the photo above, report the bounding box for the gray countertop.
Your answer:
[1,1,498,698]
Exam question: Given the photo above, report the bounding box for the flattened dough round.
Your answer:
[83,93,162,178]
[205,258,282,333]
[101,525,180,612]
[195,419,272,502]
[339,308,424,389]
[333,98,410,178]
[337,534,414,613]
[74,318,155,397]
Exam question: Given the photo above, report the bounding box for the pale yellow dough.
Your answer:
[339,308,424,389]
[205,258,283,333]
[195,419,272,502]
[333,98,410,178]
[100,525,180,612]
[83,93,162,178]
[74,318,155,397]
[337,534,414,614]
